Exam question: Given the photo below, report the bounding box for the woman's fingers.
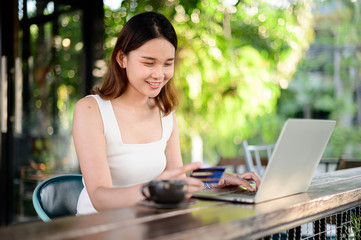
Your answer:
[217,173,253,191]
[238,172,261,188]
[217,172,261,191]
[186,176,204,191]
[158,162,202,180]
[184,176,204,198]
[176,162,202,177]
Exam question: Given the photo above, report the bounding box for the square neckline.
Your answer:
[108,100,165,146]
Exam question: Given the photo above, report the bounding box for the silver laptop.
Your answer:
[192,119,336,203]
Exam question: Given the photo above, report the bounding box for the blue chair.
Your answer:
[32,174,83,222]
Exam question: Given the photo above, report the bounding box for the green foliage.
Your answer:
[277,0,361,159]
[351,212,361,239]
[103,0,314,164]
[26,9,83,171]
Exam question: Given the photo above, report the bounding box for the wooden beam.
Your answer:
[81,0,104,95]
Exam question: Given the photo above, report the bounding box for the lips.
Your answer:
[146,81,162,89]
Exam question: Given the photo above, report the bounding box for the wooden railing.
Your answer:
[218,156,361,173]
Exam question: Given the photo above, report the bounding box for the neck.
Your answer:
[115,88,154,110]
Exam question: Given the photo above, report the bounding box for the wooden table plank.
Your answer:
[311,166,361,186]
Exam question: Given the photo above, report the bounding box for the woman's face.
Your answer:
[119,38,175,99]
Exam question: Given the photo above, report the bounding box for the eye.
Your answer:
[164,62,173,67]
[144,62,154,66]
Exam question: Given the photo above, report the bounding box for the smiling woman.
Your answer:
[72,12,260,215]
[72,12,204,214]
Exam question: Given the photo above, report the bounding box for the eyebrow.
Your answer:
[141,56,175,61]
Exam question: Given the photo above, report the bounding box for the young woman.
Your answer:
[73,12,260,215]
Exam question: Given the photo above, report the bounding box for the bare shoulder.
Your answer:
[75,96,98,109]
[74,96,99,115]
[73,96,104,133]
[73,96,103,126]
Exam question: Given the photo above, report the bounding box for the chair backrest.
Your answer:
[32,174,83,222]
[241,141,275,176]
[336,158,361,170]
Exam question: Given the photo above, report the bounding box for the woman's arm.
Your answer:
[164,113,183,170]
[163,113,203,197]
[73,97,144,210]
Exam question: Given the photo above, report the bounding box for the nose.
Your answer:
[151,66,165,80]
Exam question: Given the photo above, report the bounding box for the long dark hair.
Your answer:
[93,12,178,115]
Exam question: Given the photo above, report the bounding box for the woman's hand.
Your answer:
[157,162,204,198]
[215,172,261,191]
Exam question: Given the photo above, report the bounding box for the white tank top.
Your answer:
[77,95,173,214]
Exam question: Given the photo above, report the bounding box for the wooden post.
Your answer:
[81,0,104,96]
[0,0,16,227]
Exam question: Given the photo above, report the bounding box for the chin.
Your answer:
[148,93,161,99]
[147,89,163,98]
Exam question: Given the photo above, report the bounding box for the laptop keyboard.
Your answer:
[202,186,257,196]
[219,189,257,196]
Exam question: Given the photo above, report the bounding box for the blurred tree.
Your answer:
[27,7,83,171]
[277,0,361,158]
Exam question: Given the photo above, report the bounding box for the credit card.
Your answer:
[190,167,226,183]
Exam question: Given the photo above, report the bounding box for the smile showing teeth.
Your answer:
[146,81,162,89]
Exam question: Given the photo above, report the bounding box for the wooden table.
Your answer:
[1,167,361,240]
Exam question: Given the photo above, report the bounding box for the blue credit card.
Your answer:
[190,167,226,183]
